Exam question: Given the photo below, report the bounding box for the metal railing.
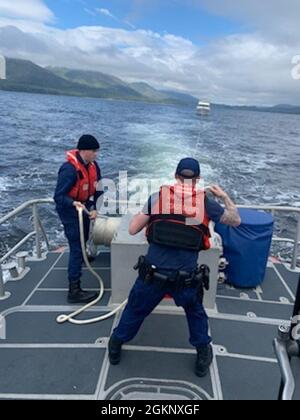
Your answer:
[274,335,296,401]
[0,199,54,298]
[0,198,54,262]
[237,205,300,270]
[0,199,299,299]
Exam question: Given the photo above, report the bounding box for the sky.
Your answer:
[0,0,300,105]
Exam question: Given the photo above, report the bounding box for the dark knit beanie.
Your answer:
[77,135,100,150]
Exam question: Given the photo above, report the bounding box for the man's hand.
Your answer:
[208,185,228,200]
[89,210,98,220]
[73,201,85,211]
[208,186,242,227]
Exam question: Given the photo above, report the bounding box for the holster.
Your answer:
[134,256,210,294]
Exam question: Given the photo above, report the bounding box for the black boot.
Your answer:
[68,281,98,304]
[195,344,213,378]
[108,335,123,365]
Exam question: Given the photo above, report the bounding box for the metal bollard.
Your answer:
[0,267,4,298]
[32,204,42,260]
[218,272,227,284]
[219,257,229,270]
[2,262,19,280]
[291,215,300,270]
[0,266,11,301]
[16,251,28,272]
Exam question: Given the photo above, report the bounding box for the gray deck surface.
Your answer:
[0,251,299,400]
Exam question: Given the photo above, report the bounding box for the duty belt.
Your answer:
[134,256,210,292]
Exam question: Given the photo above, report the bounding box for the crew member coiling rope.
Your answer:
[56,207,127,325]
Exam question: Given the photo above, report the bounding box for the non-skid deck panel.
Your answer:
[209,318,278,359]
[129,313,279,359]
[39,268,111,290]
[0,348,105,396]
[105,350,214,400]
[216,297,293,320]
[217,266,294,303]
[217,284,257,300]
[274,264,299,296]
[216,356,281,401]
[2,311,114,344]
[0,252,62,312]
[25,290,111,306]
[55,252,111,269]
[259,266,294,302]
[130,314,191,349]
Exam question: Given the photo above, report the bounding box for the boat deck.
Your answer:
[0,250,299,400]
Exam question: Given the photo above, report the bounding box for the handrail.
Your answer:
[0,199,299,268]
[0,199,55,298]
[0,232,35,265]
[236,205,300,270]
[0,199,54,264]
[274,338,296,400]
[237,204,300,213]
[0,198,54,225]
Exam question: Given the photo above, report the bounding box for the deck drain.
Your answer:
[279,297,290,304]
[216,346,227,354]
[95,337,108,345]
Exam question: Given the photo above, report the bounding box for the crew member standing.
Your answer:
[108,158,241,377]
[54,135,103,304]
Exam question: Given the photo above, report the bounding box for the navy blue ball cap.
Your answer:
[77,135,100,151]
[176,158,201,179]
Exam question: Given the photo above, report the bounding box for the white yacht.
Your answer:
[196,101,211,116]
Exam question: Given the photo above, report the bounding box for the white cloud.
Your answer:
[200,0,300,44]
[0,0,54,22]
[96,7,136,29]
[97,8,116,19]
[133,0,300,44]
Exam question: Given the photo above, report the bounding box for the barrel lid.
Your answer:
[238,208,274,226]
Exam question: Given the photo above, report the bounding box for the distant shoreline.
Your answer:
[0,88,193,109]
[1,88,299,118]
[1,56,300,116]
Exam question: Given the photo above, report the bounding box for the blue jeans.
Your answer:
[63,215,90,283]
[113,277,211,348]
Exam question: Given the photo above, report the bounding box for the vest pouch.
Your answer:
[148,221,205,251]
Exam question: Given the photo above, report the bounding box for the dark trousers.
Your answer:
[113,277,211,348]
[63,215,90,283]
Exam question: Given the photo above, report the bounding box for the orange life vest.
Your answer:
[146,184,211,251]
[66,150,98,203]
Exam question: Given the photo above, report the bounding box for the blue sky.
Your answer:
[45,0,243,44]
[0,0,299,105]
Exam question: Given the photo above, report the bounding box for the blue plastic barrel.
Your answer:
[215,209,274,288]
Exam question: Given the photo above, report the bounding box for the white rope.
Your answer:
[56,207,127,325]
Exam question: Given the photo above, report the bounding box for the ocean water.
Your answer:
[0,91,299,260]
